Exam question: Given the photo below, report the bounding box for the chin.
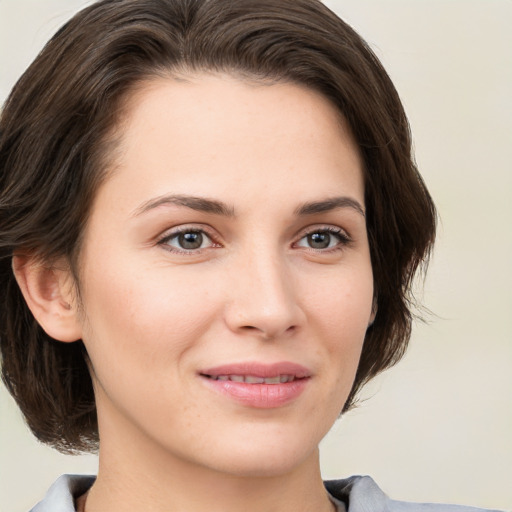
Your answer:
[212,450,315,479]
[192,429,322,479]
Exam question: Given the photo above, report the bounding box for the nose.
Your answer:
[224,250,305,340]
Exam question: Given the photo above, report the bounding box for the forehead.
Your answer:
[95,73,364,215]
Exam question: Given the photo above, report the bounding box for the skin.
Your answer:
[17,74,375,512]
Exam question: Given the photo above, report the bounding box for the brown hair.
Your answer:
[0,0,436,453]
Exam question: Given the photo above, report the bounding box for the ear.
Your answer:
[12,254,82,342]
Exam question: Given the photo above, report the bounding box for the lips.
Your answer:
[201,361,311,379]
[199,362,311,408]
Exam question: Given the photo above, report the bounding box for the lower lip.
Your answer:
[201,377,309,408]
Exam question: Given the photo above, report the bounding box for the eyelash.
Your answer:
[294,226,352,253]
[157,226,219,255]
[157,225,352,255]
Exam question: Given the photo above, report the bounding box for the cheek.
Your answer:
[303,261,374,340]
[78,257,221,381]
[76,261,225,436]
[300,262,373,399]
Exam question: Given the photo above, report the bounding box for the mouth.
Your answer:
[199,361,311,381]
[202,374,301,384]
[199,362,311,408]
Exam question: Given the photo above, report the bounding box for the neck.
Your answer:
[84,417,333,512]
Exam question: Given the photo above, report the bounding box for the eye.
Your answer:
[159,229,215,252]
[295,228,350,250]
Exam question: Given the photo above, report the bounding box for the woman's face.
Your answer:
[75,74,374,476]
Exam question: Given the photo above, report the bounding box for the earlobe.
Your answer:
[12,254,82,342]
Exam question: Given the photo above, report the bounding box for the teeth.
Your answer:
[210,374,296,384]
[245,375,265,383]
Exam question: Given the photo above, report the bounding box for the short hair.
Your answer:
[0,0,436,453]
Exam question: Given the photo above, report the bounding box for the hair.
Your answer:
[0,0,436,453]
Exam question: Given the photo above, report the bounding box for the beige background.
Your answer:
[1,1,511,511]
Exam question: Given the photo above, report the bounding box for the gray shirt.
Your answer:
[29,474,503,512]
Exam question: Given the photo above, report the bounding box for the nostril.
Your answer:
[239,324,298,339]
[225,295,304,339]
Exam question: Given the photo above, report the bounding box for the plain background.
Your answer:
[0,1,510,511]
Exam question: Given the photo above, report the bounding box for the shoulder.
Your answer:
[29,475,95,512]
[28,474,504,512]
[324,476,504,512]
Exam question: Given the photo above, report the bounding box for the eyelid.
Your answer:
[157,224,222,254]
[293,224,352,251]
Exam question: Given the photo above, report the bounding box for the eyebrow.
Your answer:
[295,196,365,217]
[132,194,236,217]
[132,194,364,218]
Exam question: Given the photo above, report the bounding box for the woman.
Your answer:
[0,1,502,511]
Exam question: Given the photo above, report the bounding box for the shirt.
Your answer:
[29,474,503,512]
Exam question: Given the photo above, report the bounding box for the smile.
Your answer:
[204,374,299,384]
[199,362,311,408]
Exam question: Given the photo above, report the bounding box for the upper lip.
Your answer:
[200,362,311,379]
